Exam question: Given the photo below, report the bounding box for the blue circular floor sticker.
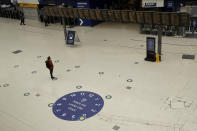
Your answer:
[52,91,104,121]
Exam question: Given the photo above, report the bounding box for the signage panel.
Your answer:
[142,0,164,8]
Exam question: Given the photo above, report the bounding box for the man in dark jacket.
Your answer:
[20,11,25,25]
[44,15,48,26]
[45,56,55,80]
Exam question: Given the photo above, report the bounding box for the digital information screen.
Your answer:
[147,38,155,51]
[145,37,156,62]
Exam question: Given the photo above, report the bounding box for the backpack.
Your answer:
[45,61,51,69]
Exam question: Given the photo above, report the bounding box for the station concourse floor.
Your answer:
[1,18,197,131]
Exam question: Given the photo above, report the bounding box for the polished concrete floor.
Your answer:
[1,18,197,131]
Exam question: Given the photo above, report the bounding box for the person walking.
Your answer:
[45,56,55,80]
[20,11,25,25]
[44,15,48,27]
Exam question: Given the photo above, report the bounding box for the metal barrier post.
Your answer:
[62,17,67,41]
[157,26,162,62]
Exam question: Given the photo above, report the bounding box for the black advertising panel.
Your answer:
[145,37,156,62]
[147,38,155,51]
[66,30,75,45]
